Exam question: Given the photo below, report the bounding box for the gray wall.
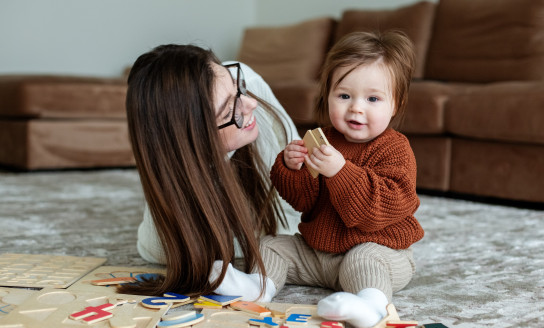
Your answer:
[0,0,433,77]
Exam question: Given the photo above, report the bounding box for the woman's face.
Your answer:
[212,63,259,152]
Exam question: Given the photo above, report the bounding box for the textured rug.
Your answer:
[0,169,543,327]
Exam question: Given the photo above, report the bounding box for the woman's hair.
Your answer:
[119,44,286,296]
[315,30,416,129]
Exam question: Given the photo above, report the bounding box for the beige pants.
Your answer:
[256,234,416,301]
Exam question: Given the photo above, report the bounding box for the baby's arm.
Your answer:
[305,144,346,178]
[283,139,308,170]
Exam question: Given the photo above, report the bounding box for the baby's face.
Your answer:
[328,61,396,143]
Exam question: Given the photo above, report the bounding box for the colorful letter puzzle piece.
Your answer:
[141,293,190,309]
[230,300,271,316]
[286,313,312,325]
[70,303,116,324]
[386,320,419,328]
[249,316,280,327]
[157,312,204,327]
[199,294,242,306]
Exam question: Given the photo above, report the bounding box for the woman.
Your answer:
[119,44,300,296]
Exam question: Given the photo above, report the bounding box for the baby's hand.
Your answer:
[305,144,346,178]
[283,140,307,170]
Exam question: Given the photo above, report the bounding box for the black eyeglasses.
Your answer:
[218,63,248,130]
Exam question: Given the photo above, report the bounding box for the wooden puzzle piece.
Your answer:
[141,293,190,309]
[230,300,271,316]
[320,322,344,328]
[161,310,197,322]
[386,320,418,328]
[198,302,338,328]
[199,294,242,306]
[249,316,280,327]
[68,265,165,293]
[0,253,106,289]
[371,304,401,328]
[285,313,312,325]
[91,277,137,286]
[194,299,223,309]
[157,312,204,327]
[302,128,330,178]
[70,302,116,324]
[0,288,169,328]
[270,308,286,319]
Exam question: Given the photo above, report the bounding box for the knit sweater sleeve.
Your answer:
[325,131,419,232]
[270,150,320,213]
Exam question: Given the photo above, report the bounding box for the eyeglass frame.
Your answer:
[217,63,247,130]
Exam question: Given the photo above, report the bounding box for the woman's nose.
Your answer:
[240,94,258,113]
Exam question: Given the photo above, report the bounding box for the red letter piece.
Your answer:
[70,303,115,324]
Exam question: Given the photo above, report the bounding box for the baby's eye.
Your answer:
[340,94,350,100]
[368,96,379,102]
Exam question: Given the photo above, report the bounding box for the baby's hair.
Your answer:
[315,30,416,129]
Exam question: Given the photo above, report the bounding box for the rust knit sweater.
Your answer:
[270,127,424,253]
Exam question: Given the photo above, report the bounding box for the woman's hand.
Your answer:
[283,140,308,170]
[305,144,346,178]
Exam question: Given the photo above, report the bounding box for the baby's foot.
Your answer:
[209,260,276,302]
[317,288,388,328]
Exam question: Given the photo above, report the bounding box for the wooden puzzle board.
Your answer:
[198,302,328,327]
[0,288,169,328]
[0,253,106,289]
[0,287,37,318]
[192,302,399,328]
[68,265,166,294]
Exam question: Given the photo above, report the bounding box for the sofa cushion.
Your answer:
[451,139,544,203]
[334,1,436,79]
[0,119,134,170]
[0,75,127,119]
[237,17,336,83]
[400,81,455,134]
[407,136,451,191]
[269,80,319,127]
[446,82,544,145]
[425,0,544,82]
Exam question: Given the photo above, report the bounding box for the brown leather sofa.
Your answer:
[0,76,134,170]
[237,0,544,204]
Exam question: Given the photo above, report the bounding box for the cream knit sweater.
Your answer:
[136,62,301,264]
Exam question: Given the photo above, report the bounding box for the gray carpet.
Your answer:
[1,169,543,327]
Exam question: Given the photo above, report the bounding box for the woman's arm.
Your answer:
[136,204,166,264]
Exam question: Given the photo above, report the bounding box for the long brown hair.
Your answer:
[316,30,416,128]
[119,44,286,296]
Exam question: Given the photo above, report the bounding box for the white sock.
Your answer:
[317,288,388,328]
[209,260,276,302]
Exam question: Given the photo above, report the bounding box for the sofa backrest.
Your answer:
[334,1,436,79]
[425,0,544,82]
[237,17,336,83]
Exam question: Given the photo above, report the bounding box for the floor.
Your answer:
[1,168,543,327]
